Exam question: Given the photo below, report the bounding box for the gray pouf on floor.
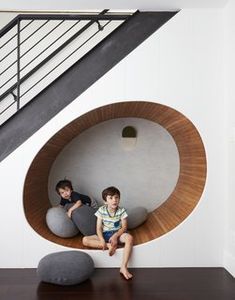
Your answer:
[46,207,79,238]
[37,251,94,285]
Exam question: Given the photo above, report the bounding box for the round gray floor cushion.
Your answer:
[127,207,148,229]
[71,205,97,236]
[37,251,94,285]
[46,207,79,238]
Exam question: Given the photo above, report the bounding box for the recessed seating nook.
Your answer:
[23,101,207,249]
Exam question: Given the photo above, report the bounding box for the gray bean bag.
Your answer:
[127,207,148,229]
[37,251,94,285]
[46,206,79,238]
[70,205,97,236]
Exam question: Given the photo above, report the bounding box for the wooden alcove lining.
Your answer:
[23,101,207,248]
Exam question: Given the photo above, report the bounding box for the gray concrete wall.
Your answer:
[49,117,180,212]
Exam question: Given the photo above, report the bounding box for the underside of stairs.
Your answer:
[0,11,177,162]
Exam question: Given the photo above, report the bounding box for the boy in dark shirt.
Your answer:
[55,179,91,218]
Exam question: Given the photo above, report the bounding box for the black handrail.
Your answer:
[0,9,135,123]
[17,13,131,20]
[0,20,66,79]
[21,20,112,99]
[0,12,130,38]
[0,14,21,38]
[0,10,111,101]
[18,20,80,76]
[0,20,50,72]
[1,19,34,49]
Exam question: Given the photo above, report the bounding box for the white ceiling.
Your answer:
[0,0,229,11]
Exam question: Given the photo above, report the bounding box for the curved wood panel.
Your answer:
[23,101,207,248]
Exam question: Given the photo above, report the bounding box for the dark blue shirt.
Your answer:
[60,191,91,207]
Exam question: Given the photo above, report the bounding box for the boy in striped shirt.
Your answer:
[82,186,133,280]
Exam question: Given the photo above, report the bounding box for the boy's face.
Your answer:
[58,187,72,199]
[105,193,120,210]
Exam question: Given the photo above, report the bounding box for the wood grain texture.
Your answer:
[23,101,207,248]
[1,268,234,300]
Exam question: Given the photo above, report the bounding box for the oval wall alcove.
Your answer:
[23,101,207,248]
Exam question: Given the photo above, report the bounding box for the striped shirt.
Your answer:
[95,205,128,232]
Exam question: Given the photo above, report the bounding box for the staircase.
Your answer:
[0,10,177,162]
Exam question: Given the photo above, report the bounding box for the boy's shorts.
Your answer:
[103,230,119,242]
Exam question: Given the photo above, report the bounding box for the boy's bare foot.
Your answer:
[107,243,117,256]
[120,267,133,280]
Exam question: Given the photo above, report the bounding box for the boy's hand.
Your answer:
[67,210,72,218]
[109,234,118,247]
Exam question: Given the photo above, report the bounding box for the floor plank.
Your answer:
[0,268,234,300]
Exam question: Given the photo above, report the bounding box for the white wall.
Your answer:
[224,0,235,277]
[0,9,226,268]
[0,0,229,10]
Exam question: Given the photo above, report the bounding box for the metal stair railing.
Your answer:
[0,10,135,125]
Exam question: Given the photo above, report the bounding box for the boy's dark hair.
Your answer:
[55,179,73,194]
[102,186,120,201]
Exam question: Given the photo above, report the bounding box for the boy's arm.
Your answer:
[96,217,106,250]
[111,218,128,240]
[59,197,65,207]
[67,200,82,218]
[109,218,128,247]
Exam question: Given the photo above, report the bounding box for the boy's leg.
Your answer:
[119,233,133,280]
[82,235,105,249]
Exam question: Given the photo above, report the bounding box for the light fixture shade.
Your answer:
[122,126,137,138]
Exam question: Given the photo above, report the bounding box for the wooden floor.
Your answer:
[0,268,234,300]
